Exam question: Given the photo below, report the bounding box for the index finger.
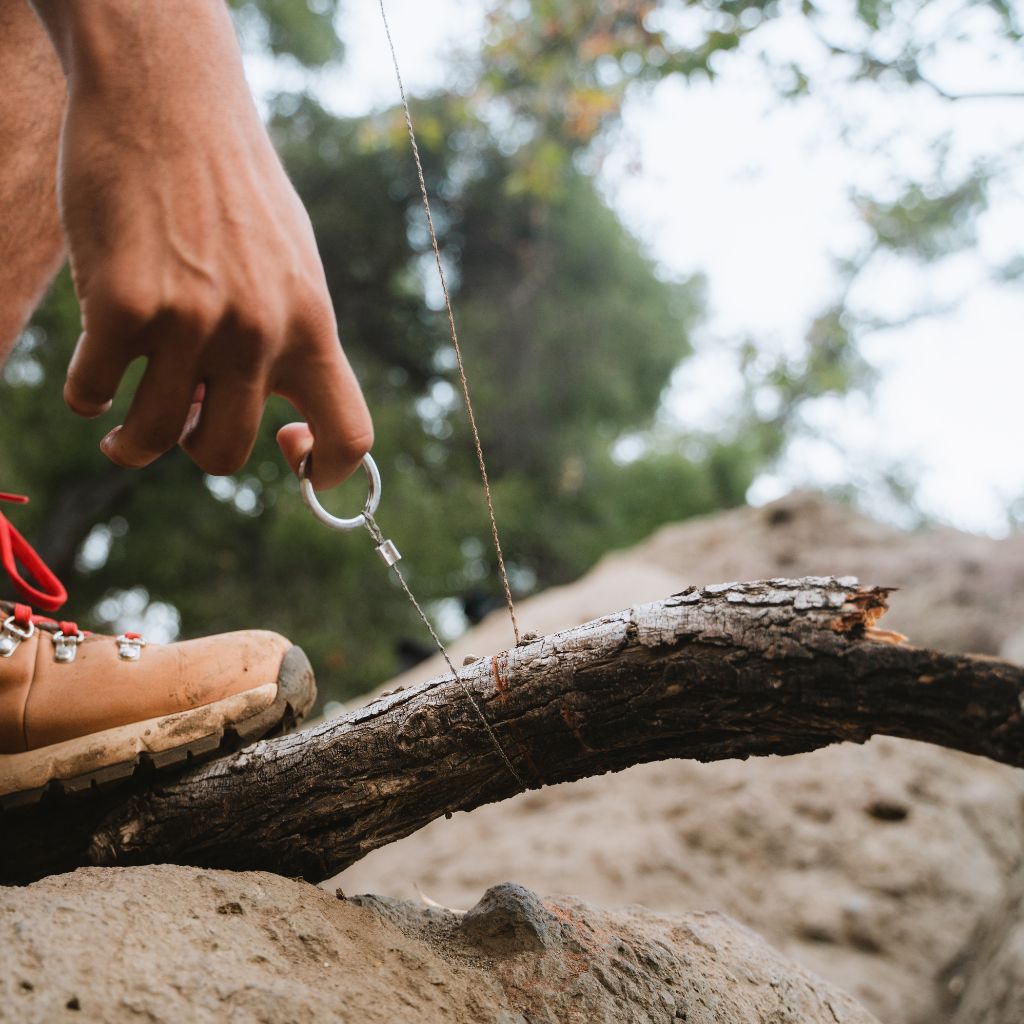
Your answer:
[275,349,373,491]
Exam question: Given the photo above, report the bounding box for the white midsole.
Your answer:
[0,683,277,796]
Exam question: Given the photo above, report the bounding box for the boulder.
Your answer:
[335,493,1024,1023]
[0,866,877,1024]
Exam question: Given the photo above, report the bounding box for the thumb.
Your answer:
[277,422,315,481]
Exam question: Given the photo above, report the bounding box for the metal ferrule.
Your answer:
[375,539,402,566]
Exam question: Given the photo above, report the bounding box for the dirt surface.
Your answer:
[5,493,1023,1024]
[0,866,877,1024]
[333,493,1024,1024]
[949,860,1024,1024]
[337,737,1024,1024]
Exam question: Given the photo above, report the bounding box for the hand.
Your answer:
[32,0,372,489]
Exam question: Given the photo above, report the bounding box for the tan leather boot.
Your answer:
[0,496,315,809]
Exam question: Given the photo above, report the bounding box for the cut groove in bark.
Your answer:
[2,576,1022,886]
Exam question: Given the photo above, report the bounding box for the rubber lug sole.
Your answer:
[0,645,315,813]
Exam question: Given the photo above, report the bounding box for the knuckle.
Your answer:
[227,308,277,359]
[229,298,273,335]
[171,297,223,336]
[93,280,159,332]
[292,286,337,338]
[188,304,279,376]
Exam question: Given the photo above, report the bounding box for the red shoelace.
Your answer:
[0,493,80,636]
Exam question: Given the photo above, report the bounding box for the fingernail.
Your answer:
[100,426,121,455]
[179,405,201,445]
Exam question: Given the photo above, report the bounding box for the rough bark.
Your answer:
[3,577,1023,886]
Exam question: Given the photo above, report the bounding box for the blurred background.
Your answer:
[1,0,1020,706]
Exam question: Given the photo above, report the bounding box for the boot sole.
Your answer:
[0,645,315,812]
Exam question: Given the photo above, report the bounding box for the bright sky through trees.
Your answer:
[249,0,1024,535]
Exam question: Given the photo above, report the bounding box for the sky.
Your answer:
[248,0,1024,536]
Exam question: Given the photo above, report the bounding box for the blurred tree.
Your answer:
[1,0,1018,701]
[230,0,344,66]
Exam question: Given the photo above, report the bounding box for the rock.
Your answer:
[460,883,560,953]
[337,737,1024,1024]
[336,492,1024,1024]
[0,865,878,1024]
[947,864,1024,1024]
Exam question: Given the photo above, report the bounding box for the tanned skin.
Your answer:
[0,2,66,362]
[2,0,372,489]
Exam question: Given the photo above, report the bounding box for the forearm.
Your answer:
[0,1,66,360]
[28,0,248,98]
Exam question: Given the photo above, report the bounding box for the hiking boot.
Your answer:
[0,494,316,809]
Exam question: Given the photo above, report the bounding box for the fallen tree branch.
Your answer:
[3,577,1023,886]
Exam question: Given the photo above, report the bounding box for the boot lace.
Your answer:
[0,493,79,636]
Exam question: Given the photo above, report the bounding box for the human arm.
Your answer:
[0,1,65,360]
[26,0,372,488]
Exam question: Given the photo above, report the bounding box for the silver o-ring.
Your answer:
[299,452,381,531]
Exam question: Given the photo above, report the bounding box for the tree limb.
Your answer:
[3,577,1023,886]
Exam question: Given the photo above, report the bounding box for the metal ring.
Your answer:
[299,452,381,532]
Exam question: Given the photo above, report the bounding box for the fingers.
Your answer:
[64,326,134,418]
[276,422,314,476]
[276,348,374,491]
[101,343,200,468]
[180,375,265,477]
[70,279,372,484]
[179,381,206,445]
[65,279,155,417]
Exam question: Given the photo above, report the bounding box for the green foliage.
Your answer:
[456,165,700,472]
[0,87,745,702]
[230,0,342,66]
[454,166,717,581]
[475,0,775,194]
[3,0,1016,702]
[855,172,990,263]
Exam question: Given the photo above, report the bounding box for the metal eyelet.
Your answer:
[0,615,35,658]
[52,630,84,664]
[116,634,147,661]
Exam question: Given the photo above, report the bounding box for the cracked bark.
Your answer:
[2,576,1023,886]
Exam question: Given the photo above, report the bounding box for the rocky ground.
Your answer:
[334,493,1024,1024]
[0,866,876,1024]
[4,492,1024,1023]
